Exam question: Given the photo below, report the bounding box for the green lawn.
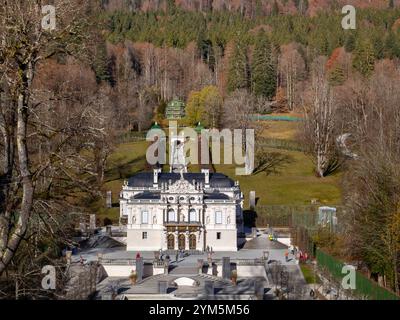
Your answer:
[300,263,321,284]
[259,120,300,140]
[95,141,149,223]
[215,147,341,207]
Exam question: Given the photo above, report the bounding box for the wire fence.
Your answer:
[250,114,303,122]
[254,205,345,258]
[316,249,400,300]
[117,131,146,143]
[254,205,338,227]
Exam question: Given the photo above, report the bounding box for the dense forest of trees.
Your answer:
[99,7,400,107]
[105,8,400,56]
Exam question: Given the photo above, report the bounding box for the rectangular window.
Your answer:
[141,211,149,224]
[189,210,197,222]
[217,232,221,240]
[142,232,148,240]
[215,211,222,224]
[168,210,176,222]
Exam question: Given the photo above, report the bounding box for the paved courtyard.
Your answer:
[77,233,298,267]
[86,233,310,300]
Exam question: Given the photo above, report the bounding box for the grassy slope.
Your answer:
[259,120,300,140]
[97,141,149,222]
[214,148,341,207]
[300,263,321,284]
[99,120,342,221]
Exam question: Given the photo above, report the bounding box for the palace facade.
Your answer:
[120,169,244,252]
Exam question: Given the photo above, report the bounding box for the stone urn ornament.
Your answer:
[129,270,137,285]
[231,270,238,285]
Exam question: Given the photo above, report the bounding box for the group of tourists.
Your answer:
[284,245,309,262]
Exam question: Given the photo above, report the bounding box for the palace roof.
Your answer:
[127,172,235,189]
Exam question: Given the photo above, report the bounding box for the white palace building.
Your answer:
[119,168,244,252]
[120,130,245,252]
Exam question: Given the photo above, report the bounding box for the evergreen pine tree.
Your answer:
[92,42,112,85]
[255,0,263,18]
[344,33,356,52]
[271,1,279,16]
[352,39,376,77]
[166,0,177,14]
[385,31,400,58]
[373,36,385,59]
[251,31,277,100]
[328,65,346,86]
[227,37,250,93]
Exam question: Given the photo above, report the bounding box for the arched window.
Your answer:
[189,234,196,250]
[167,234,175,250]
[189,209,197,222]
[168,209,176,222]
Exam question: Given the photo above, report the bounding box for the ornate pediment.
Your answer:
[169,178,197,193]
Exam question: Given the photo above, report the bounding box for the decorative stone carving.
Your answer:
[168,178,197,193]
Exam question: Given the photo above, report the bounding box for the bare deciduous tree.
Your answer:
[301,58,341,178]
[0,0,92,276]
[342,60,400,294]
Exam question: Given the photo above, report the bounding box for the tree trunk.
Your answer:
[0,76,34,276]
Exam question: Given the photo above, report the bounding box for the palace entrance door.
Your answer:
[178,234,186,250]
[167,234,175,250]
[189,234,196,250]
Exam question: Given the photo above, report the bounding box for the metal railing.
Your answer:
[316,249,400,300]
[98,258,136,265]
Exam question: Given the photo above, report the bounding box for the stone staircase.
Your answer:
[169,265,199,275]
[135,269,232,290]
[162,250,204,256]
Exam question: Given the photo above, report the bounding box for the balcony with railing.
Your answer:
[163,220,202,227]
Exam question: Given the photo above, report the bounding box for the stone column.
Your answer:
[222,257,231,280]
[207,253,213,275]
[175,230,179,250]
[204,280,214,298]
[106,191,112,209]
[158,281,168,294]
[89,214,96,230]
[136,257,144,282]
[161,229,165,251]
[254,279,264,300]
[197,259,204,274]
[164,258,170,274]
[198,229,203,252]
[185,231,190,251]
[249,191,256,210]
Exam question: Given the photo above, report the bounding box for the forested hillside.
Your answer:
[102,0,400,16]
[94,5,400,115]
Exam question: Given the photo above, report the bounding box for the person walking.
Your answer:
[175,251,179,263]
[285,250,289,262]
